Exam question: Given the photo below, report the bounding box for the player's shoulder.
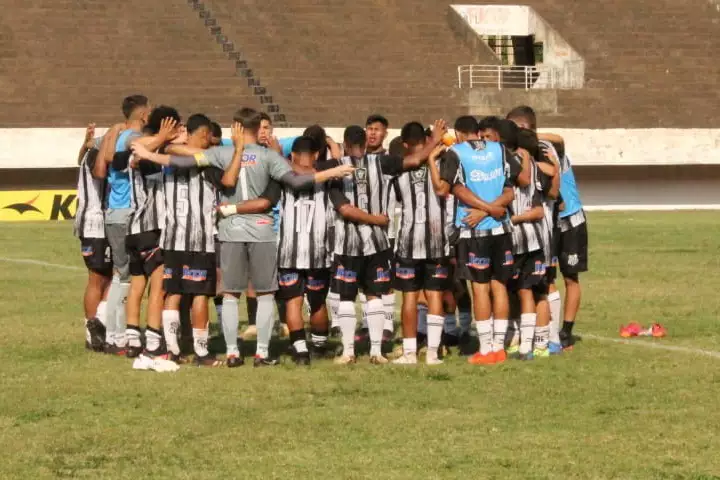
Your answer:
[316,158,340,171]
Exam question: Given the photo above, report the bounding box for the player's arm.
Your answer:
[78,123,96,165]
[132,117,179,153]
[511,191,544,224]
[220,123,245,188]
[538,132,564,146]
[514,148,531,187]
[268,152,355,190]
[328,183,388,227]
[381,119,448,175]
[326,136,342,160]
[429,145,452,196]
[92,123,124,178]
[218,179,281,217]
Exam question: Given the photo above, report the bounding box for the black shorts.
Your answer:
[331,250,392,301]
[508,250,548,294]
[456,234,514,284]
[80,237,112,274]
[126,230,163,277]
[558,221,588,276]
[276,268,330,308]
[163,250,217,296]
[393,257,452,292]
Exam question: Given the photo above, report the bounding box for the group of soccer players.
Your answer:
[74,95,588,368]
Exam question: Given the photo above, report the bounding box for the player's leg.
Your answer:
[143,243,166,357]
[394,280,419,364]
[248,242,280,367]
[559,222,588,350]
[423,260,451,365]
[306,270,331,357]
[489,234,515,363]
[213,237,224,333]
[220,242,246,364]
[364,250,393,364]
[192,294,221,366]
[333,256,360,364]
[104,224,130,351]
[278,269,309,365]
[81,238,111,352]
[162,292,183,360]
[546,231,562,352]
[455,279,474,355]
[242,282,258,340]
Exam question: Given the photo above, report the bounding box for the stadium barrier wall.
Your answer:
[0,128,718,221]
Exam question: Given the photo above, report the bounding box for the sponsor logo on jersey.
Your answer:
[241,153,257,166]
[503,250,514,266]
[375,267,391,283]
[432,266,449,279]
[0,190,78,222]
[395,266,416,280]
[334,265,357,283]
[469,167,503,183]
[279,272,300,287]
[81,245,94,257]
[467,253,490,270]
[256,218,272,225]
[307,276,326,291]
[182,265,208,282]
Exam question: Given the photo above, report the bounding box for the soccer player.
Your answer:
[157,108,353,367]
[388,121,452,365]
[435,115,527,365]
[507,106,587,350]
[92,95,150,354]
[75,124,111,351]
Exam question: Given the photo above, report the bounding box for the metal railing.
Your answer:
[457,64,583,90]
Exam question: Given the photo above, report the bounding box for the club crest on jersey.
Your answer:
[334,265,357,283]
[163,267,173,279]
[503,250,514,266]
[395,266,416,280]
[81,245,94,257]
[432,266,449,279]
[307,276,326,291]
[279,272,299,287]
[532,260,547,276]
[467,253,490,270]
[411,168,427,184]
[182,265,207,282]
[354,167,368,185]
[375,267,391,283]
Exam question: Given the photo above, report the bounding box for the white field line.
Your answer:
[581,333,720,359]
[0,256,84,272]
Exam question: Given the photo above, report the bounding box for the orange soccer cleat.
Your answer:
[651,323,668,338]
[620,322,643,338]
[468,352,496,365]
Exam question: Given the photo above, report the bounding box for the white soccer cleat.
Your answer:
[392,353,418,365]
[334,355,357,365]
[425,354,444,366]
[369,355,389,365]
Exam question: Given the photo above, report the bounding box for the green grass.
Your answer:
[1,212,720,479]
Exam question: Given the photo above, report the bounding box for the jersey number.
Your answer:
[177,187,189,217]
[414,186,427,224]
[295,199,316,234]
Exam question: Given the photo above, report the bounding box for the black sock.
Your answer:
[416,332,427,346]
[214,296,222,307]
[275,297,287,325]
[562,321,575,335]
[246,297,258,326]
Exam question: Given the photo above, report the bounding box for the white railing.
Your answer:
[457,64,583,89]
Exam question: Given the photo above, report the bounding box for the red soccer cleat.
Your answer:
[620,322,643,338]
[651,323,667,338]
[468,352,496,365]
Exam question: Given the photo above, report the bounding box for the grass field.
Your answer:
[1,211,719,479]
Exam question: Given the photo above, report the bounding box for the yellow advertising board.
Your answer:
[0,190,78,222]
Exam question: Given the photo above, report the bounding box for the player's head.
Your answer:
[291,135,319,166]
[209,121,223,146]
[122,94,150,122]
[400,121,427,154]
[506,105,537,131]
[365,114,389,153]
[303,124,329,160]
[186,113,213,149]
[144,105,181,136]
[496,119,519,151]
[233,107,262,137]
[517,127,539,160]
[453,115,479,143]
[388,136,405,157]
[258,112,273,146]
[478,116,502,142]
[343,125,367,158]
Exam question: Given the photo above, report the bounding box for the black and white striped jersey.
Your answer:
[508,160,544,255]
[539,140,560,264]
[329,153,402,256]
[161,167,223,253]
[127,158,165,235]
[277,161,336,269]
[74,148,106,239]
[392,162,450,260]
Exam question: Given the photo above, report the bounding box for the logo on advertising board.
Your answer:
[0,190,78,222]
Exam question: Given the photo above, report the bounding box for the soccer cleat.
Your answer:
[506,343,520,356]
[309,343,331,359]
[292,352,311,366]
[85,317,106,352]
[559,330,576,351]
[369,355,389,365]
[144,346,168,360]
[493,350,507,363]
[392,352,418,365]
[253,356,280,367]
[125,345,143,358]
[103,343,127,356]
[441,332,460,348]
[168,353,190,364]
[388,344,404,360]
[620,322,643,338]
[241,325,258,341]
[468,352,496,365]
[226,354,245,368]
[425,354,444,366]
[533,348,550,359]
[354,327,370,343]
[333,354,357,365]
[548,342,563,355]
[458,332,474,356]
[517,352,534,361]
[195,354,223,367]
[651,323,667,338]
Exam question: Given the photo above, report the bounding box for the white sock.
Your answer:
[338,301,357,357]
[535,325,550,351]
[104,276,121,344]
[215,301,223,333]
[508,318,520,346]
[519,313,537,355]
[402,337,417,355]
[444,312,458,336]
[126,326,141,348]
[458,309,472,334]
[366,298,385,357]
[162,310,181,355]
[96,300,107,326]
[293,339,309,353]
[475,319,493,355]
[146,328,162,352]
[255,295,275,358]
[492,319,508,353]
[84,318,92,344]
[382,293,395,332]
[359,293,368,329]
[222,296,240,356]
[327,291,340,328]
[417,304,428,335]
[115,282,130,347]
[548,291,562,344]
[193,328,209,357]
[311,332,328,347]
[427,314,444,355]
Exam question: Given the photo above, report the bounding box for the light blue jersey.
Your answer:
[558,153,583,219]
[105,129,137,221]
[279,137,298,158]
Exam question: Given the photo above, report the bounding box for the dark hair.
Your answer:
[366,114,389,128]
[506,105,537,130]
[186,113,212,134]
[496,119,519,150]
[210,121,223,139]
[232,107,262,133]
[259,112,272,123]
[400,121,426,147]
[303,124,328,151]
[454,115,479,135]
[388,136,405,157]
[121,95,148,119]
[517,128,539,159]
[343,125,367,148]
[478,116,502,132]
[144,106,181,135]
[291,136,318,154]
